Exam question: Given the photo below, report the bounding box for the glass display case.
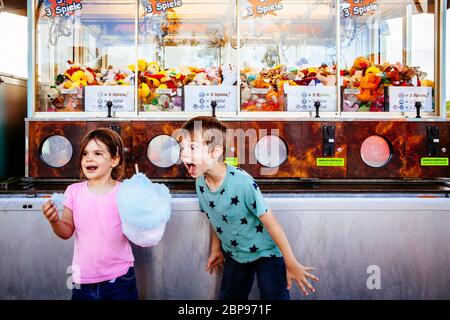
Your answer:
[340,0,437,114]
[30,0,447,118]
[35,0,136,115]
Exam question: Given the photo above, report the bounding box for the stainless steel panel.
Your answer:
[1,196,449,299]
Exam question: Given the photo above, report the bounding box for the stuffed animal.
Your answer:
[220,64,237,85]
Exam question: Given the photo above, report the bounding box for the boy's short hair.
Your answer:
[179,116,228,155]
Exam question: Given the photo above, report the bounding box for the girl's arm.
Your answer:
[259,209,319,295]
[42,200,75,240]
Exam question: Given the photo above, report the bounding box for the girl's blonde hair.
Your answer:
[79,128,125,180]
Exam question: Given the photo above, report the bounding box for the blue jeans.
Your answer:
[72,267,139,300]
[220,254,290,300]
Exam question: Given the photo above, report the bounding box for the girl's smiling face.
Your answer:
[81,139,119,181]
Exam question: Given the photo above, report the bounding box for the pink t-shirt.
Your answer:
[63,181,134,284]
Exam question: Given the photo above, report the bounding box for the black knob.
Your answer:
[106,101,113,118]
[211,100,217,118]
[415,101,422,119]
[314,101,321,118]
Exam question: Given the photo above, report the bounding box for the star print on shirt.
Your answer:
[270,254,277,258]
[219,189,225,195]
[249,244,259,253]
[240,218,248,224]
[216,227,223,234]
[230,239,238,247]
[226,250,233,256]
[230,171,235,176]
[199,185,205,193]
[222,215,228,223]
[252,182,259,190]
[255,224,264,233]
[230,196,239,206]
[251,201,257,210]
[209,201,215,209]
[205,212,209,219]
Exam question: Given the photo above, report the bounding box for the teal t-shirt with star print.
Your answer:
[196,164,282,263]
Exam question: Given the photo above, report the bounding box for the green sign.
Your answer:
[316,158,345,167]
[421,158,449,166]
[224,157,239,167]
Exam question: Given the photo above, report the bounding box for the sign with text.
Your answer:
[246,0,284,18]
[184,86,237,112]
[285,85,337,112]
[142,0,183,14]
[84,86,135,112]
[421,158,449,166]
[388,87,434,112]
[342,0,380,18]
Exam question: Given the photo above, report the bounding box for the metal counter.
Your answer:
[1,193,450,300]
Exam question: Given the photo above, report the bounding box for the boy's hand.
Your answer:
[205,250,225,274]
[42,200,60,224]
[286,262,319,296]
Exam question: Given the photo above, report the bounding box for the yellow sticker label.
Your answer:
[421,158,449,166]
[224,157,239,167]
[316,158,345,167]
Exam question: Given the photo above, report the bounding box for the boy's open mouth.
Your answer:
[185,163,198,176]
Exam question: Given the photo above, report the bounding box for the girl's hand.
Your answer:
[205,250,225,274]
[42,200,60,224]
[286,262,319,296]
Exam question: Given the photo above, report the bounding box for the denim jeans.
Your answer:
[219,254,290,300]
[72,267,139,300]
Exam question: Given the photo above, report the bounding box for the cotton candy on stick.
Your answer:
[117,164,172,247]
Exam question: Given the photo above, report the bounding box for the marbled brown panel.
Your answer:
[346,121,408,178]
[301,122,347,178]
[86,122,134,179]
[28,121,87,178]
[238,122,302,178]
[132,121,187,179]
[404,122,450,178]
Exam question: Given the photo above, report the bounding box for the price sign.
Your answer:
[84,86,135,112]
[285,85,337,112]
[388,87,434,112]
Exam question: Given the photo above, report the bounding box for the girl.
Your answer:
[42,128,138,300]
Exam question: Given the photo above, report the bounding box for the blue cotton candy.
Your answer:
[116,173,171,246]
[51,193,65,217]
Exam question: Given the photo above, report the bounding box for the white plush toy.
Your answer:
[221,64,237,85]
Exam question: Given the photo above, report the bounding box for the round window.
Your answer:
[40,135,73,168]
[254,135,288,168]
[147,135,180,168]
[360,135,392,168]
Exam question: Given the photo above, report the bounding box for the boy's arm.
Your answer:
[259,209,319,295]
[205,224,224,274]
[42,200,75,240]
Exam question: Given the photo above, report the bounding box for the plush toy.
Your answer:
[350,56,371,76]
[220,64,237,85]
[356,73,381,102]
[46,87,60,104]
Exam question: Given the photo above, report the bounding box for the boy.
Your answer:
[178,116,318,300]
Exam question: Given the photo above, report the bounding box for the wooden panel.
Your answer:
[28,121,87,178]
[86,122,134,179]
[301,122,347,178]
[346,121,408,178]
[404,122,450,178]
[238,121,302,178]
